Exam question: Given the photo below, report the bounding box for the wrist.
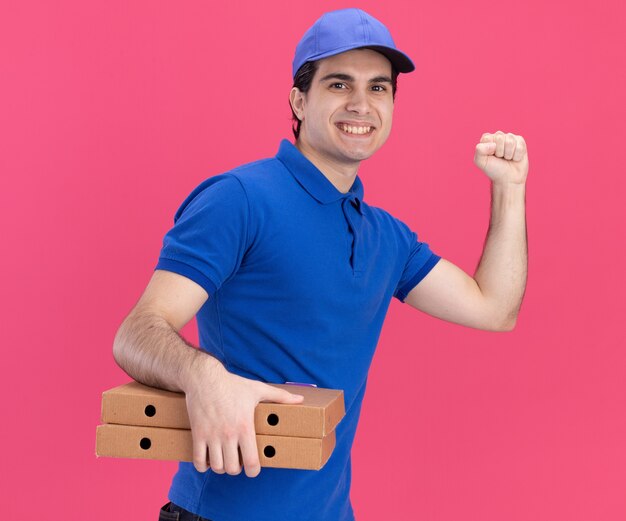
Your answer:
[491,180,526,205]
[492,179,526,192]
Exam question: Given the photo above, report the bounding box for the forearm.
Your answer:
[112,311,224,393]
[474,181,528,329]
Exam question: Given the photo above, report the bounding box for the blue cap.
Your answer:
[292,8,415,79]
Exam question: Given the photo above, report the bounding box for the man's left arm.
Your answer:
[404,131,528,332]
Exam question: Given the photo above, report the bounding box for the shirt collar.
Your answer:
[276,139,365,211]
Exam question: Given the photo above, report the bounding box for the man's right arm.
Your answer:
[113,269,217,393]
[112,269,304,478]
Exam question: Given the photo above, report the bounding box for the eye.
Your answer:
[371,85,386,92]
[330,82,347,89]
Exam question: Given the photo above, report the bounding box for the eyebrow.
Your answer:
[318,72,393,84]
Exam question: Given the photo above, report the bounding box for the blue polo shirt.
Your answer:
[155,139,441,521]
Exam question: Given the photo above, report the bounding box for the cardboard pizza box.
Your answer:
[95,423,336,470]
[101,381,345,438]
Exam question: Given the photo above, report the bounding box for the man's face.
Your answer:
[292,49,395,168]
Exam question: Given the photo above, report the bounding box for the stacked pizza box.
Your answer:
[96,381,345,470]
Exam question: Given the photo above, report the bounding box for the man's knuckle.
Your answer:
[222,428,237,441]
[237,421,251,434]
[226,465,242,476]
[243,454,260,468]
[193,460,207,472]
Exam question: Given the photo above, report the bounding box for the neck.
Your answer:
[295,139,359,194]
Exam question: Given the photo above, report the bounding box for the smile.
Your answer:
[335,123,375,136]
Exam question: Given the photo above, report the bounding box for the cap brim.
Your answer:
[359,45,415,73]
[300,45,415,75]
[293,44,415,78]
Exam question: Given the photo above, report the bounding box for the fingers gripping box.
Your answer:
[95,381,345,470]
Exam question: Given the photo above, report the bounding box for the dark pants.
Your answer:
[159,502,213,521]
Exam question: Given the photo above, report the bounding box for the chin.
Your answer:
[342,143,380,161]
[346,150,374,162]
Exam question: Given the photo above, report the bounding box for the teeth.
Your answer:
[340,123,372,134]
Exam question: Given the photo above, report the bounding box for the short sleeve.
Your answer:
[393,221,441,303]
[155,174,250,297]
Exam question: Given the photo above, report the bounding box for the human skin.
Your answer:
[289,48,395,193]
[289,49,528,331]
[403,133,528,331]
[113,273,305,479]
[113,46,528,485]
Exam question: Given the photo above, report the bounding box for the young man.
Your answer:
[113,8,528,521]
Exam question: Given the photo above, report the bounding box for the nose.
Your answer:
[345,88,370,114]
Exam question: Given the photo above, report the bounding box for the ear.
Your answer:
[289,87,305,121]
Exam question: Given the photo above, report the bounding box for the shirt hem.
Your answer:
[155,257,218,296]
[395,254,442,302]
[168,486,356,521]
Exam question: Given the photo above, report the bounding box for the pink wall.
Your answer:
[1,0,624,519]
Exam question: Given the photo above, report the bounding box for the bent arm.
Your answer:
[405,182,527,331]
[112,268,304,477]
[474,182,527,328]
[112,269,222,393]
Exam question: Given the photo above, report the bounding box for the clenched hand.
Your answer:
[474,131,529,186]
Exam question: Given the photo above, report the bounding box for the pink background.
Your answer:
[1,0,624,519]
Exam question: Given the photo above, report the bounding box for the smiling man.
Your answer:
[290,49,396,185]
[112,8,528,521]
